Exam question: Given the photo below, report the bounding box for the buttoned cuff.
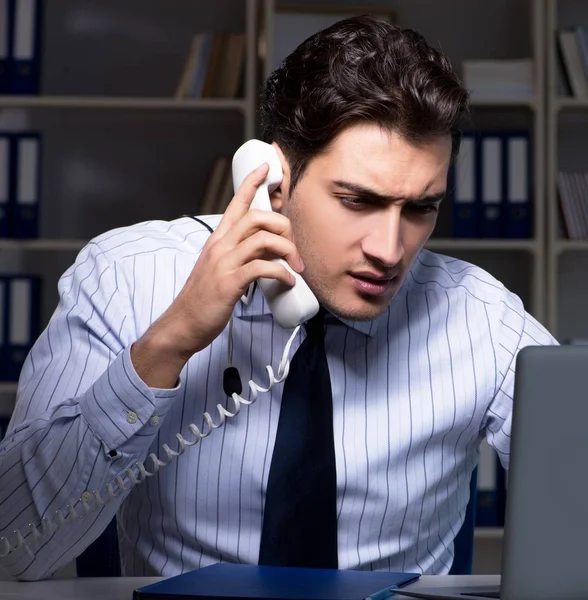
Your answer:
[79,346,182,451]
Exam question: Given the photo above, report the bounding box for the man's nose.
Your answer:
[361,208,405,267]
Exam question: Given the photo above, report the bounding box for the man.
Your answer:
[0,15,556,581]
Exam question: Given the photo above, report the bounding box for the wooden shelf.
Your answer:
[425,239,537,251]
[0,239,87,251]
[0,238,538,253]
[469,95,537,109]
[555,240,588,254]
[0,95,535,111]
[553,97,588,112]
[474,527,504,540]
[0,96,248,111]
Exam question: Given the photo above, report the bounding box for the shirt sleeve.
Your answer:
[482,290,559,471]
[0,241,185,581]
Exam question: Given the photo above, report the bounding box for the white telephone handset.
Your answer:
[232,139,319,329]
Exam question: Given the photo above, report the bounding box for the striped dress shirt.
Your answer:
[0,215,557,581]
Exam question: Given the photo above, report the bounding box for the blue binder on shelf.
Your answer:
[0,133,10,237]
[133,564,421,600]
[450,132,479,238]
[504,132,532,239]
[0,0,15,94]
[4,275,40,382]
[10,0,42,95]
[11,132,41,238]
[479,133,505,239]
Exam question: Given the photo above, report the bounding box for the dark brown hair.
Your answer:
[259,14,470,190]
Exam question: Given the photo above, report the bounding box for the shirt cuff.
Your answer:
[79,346,182,450]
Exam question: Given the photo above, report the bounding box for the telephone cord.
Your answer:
[0,288,300,559]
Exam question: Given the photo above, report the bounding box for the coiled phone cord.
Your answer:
[0,285,301,560]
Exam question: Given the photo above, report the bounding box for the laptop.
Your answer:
[392,344,588,600]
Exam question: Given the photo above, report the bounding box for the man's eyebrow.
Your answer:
[332,180,446,204]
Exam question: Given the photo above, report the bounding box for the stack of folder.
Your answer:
[448,130,532,239]
[0,131,42,239]
[0,0,43,95]
[0,275,40,382]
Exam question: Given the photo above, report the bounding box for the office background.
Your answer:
[0,0,584,580]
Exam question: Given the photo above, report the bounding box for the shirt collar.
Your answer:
[234,282,388,337]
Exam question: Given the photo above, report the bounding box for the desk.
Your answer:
[0,575,501,600]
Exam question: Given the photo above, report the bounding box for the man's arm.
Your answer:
[482,293,559,470]
[0,163,305,581]
[0,242,183,581]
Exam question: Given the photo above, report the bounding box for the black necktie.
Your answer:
[258,308,338,569]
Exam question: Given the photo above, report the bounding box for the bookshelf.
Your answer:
[546,0,588,341]
[0,0,260,390]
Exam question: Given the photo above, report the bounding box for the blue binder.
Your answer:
[133,564,421,600]
[450,132,479,238]
[0,0,15,94]
[0,133,10,237]
[11,132,41,238]
[503,132,532,239]
[479,133,505,239]
[10,0,42,95]
[4,275,40,381]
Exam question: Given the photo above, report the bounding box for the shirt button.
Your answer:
[149,416,159,426]
[127,411,138,424]
[81,491,93,502]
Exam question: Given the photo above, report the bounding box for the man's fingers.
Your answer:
[221,229,304,275]
[237,260,296,292]
[214,162,270,238]
[223,208,293,246]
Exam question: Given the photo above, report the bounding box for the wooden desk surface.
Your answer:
[0,574,501,600]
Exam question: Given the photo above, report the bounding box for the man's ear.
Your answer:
[269,142,290,212]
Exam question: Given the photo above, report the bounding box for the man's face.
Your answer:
[272,123,452,321]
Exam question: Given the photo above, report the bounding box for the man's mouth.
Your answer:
[349,272,397,296]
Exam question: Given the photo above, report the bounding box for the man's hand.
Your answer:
[131,162,304,389]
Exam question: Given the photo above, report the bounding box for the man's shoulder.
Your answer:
[409,249,553,346]
[410,248,516,308]
[82,214,221,263]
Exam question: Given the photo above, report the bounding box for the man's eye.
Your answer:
[338,196,373,208]
[405,203,440,215]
